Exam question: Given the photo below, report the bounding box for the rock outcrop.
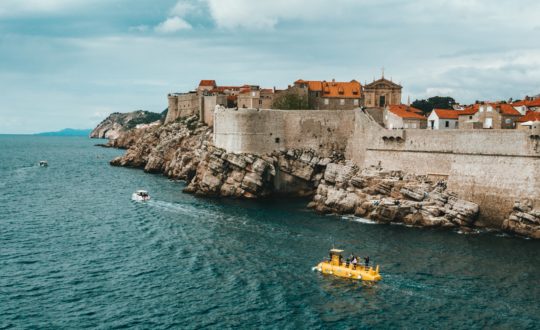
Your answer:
[502,199,540,239]
[90,110,163,139]
[100,115,540,239]
[308,165,480,229]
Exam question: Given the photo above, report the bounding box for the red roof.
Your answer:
[199,80,217,87]
[459,103,520,116]
[388,105,426,120]
[513,98,540,107]
[295,79,362,98]
[433,109,460,119]
[460,104,480,115]
[518,111,540,122]
[498,104,521,116]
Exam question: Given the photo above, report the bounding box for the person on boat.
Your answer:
[364,256,370,267]
[351,256,358,269]
[345,257,350,266]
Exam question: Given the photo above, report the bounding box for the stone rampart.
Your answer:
[350,110,540,226]
[213,107,540,226]
[214,107,355,157]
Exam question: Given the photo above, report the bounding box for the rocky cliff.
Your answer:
[102,116,538,239]
[90,110,163,139]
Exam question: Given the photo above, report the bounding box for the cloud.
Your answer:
[129,25,149,32]
[154,16,192,33]
[0,0,102,17]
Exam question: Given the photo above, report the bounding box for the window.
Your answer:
[251,91,256,97]
[340,99,345,105]
[259,100,262,105]
[353,99,359,105]
[324,99,329,105]
[455,121,459,128]
[487,106,493,112]
[469,116,473,119]
[275,137,280,143]
[505,118,512,124]
[404,123,409,128]
[445,121,449,128]
[411,123,417,129]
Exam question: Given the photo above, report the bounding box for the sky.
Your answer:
[1,0,539,133]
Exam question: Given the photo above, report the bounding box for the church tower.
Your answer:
[363,70,402,107]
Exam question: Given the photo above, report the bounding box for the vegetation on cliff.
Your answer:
[90,110,165,139]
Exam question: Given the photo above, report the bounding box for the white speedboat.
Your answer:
[132,190,150,201]
[39,160,48,167]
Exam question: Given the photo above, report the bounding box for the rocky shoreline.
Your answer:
[102,117,539,239]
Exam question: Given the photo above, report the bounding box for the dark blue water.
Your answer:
[1,136,539,329]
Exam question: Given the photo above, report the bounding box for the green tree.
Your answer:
[411,96,456,115]
[272,92,310,110]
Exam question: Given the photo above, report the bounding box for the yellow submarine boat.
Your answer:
[314,248,382,282]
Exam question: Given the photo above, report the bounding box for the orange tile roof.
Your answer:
[199,80,217,87]
[497,103,521,116]
[459,104,480,115]
[517,111,540,122]
[513,98,540,107]
[433,109,460,119]
[295,79,362,98]
[260,88,274,94]
[388,105,426,120]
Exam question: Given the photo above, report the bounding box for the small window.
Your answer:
[353,99,359,105]
[259,99,262,105]
[455,121,459,128]
[469,116,473,119]
[445,121,449,128]
[487,106,493,112]
[275,137,280,143]
[340,99,345,105]
[404,123,409,128]
[324,99,329,105]
[412,123,417,129]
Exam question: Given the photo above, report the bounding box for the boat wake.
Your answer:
[146,199,211,217]
[344,216,379,225]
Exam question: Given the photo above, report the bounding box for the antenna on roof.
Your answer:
[381,67,385,79]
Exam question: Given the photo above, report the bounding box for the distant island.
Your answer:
[34,128,92,136]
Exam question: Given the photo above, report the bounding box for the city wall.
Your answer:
[214,108,355,156]
[214,108,540,226]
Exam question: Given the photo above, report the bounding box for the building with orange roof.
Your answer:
[458,103,521,129]
[383,104,427,129]
[292,78,363,110]
[427,108,461,129]
[237,85,277,109]
[516,110,540,131]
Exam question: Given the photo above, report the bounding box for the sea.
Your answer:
[1,135,539,329]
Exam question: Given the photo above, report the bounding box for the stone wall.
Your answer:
[213,107,356,157]
[351,113,540,226]
[214,107,540,226]
[166,93,200,124]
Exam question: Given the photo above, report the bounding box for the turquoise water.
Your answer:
[1,136,539,329]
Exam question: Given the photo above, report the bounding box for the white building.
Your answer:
[427,109,460,129]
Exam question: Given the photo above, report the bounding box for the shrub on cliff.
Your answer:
[124,111,163,130]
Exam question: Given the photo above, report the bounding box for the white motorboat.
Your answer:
[39,160,48,167]
[132,190,151,201]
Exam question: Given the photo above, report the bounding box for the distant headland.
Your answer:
[34,128,92,137]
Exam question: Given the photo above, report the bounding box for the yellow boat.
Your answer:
[314,248,382,282]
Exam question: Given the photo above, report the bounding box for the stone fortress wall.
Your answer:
[214,107,540,226]
[213,107,355,157]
